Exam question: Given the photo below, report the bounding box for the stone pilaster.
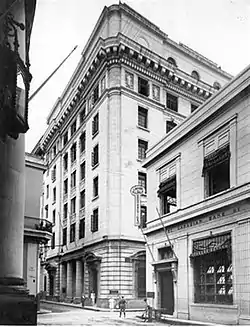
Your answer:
[66,261,72,299]
[75,260,82,302]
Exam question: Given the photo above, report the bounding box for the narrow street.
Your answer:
[38,308,169,326]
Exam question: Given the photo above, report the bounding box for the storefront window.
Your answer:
[192,233,232,304]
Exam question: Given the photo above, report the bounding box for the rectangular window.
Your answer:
[71,143,77,163]
[80,131,86,153]
[64,179,68,195]
[167,93,178,112]
[71,171,76,189]
[91,208,98,232]
[93,85,99,104]
[45,205,48,219]
[138,77,149,97]
[80,162,86,180]
[80,106,86,124]
[92,144,99,167]
[191,104,198,113]
[53,145,56,157]
[63,153,68,171]
[92,113,99,136]
[71,197,76,214]
[192,233,232,305]
[62,227,67,245]
[140,206,147,228]
[51,232,55,249]
[46,185,49,199]
[93,176,99,198]
[63,203,68,219]
[63,132,68,146]
[138,172,147,193]
[70,223,76,243]
[158,163,177,215]
[52,165,56,181]
[203,142,230,197]
[138,139,148,160]
[166,121,177,133]
[80,189,85,208]
[79,218,85,239]
[138,107,148,129]
[53,187,56,203]
[52,209,56,225]
[71,120,77,136]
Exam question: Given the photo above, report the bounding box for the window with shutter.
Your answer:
[92,113,99,136]
[70,223,76,243]
[138,139,148,160]
[91,208,98,232]
[62,227,67,245]
[93,176,99,198]
[167,93,178,112]
[138,107,148,129]
[79,218,85,239]
[92,144,99,167]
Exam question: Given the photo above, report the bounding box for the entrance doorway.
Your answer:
[49,274,54,296]
[91,268,98,303]
[159,270,174,315]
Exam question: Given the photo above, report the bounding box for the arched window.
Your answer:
[213,81,221,90]
[167,57,177,67]
[191,70,200,81]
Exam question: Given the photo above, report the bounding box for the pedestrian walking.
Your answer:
[118,296,127,318]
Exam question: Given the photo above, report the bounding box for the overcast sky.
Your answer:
[26,0,250,152]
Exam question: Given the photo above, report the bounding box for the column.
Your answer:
[75,260,83,300]
[60,263,66,299]
[176,154,181,209]
[66,261,73,299]
[229,116,237,187]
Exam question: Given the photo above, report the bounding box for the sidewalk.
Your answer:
[40,299,144,312]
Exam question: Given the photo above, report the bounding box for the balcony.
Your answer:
[24,216,53,242]
[80,178,85,190]
[79,207,85,218]
[63,193,68,202]
[71,186,76,197]
[70,213,76,223]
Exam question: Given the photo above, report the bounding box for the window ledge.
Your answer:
[92,195,99,202]
[137,125,150,133]
[92,163,99,170]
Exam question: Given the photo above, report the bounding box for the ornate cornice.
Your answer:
[39,38,219,152]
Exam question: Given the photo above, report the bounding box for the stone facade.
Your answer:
[33,3,231,308]
[143,65,250,324]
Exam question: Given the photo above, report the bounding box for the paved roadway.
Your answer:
[38,308,169,326]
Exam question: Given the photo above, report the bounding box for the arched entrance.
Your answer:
[83,252,101,304]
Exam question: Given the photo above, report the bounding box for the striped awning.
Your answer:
[190,233,231,258]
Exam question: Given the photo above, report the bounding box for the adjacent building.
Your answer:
[33,3,231,308]
[24,153,52,296]
[143,64,250,324]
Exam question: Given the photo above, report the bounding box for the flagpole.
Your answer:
[156,207,178,259]
[29,45,78,102]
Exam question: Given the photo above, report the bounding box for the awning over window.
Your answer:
[202,144,230,176]
[157,175,176,196]
[190,233,231,258]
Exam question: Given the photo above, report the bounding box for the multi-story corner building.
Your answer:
[24,153,52,296]
[143,65,250,324]
[33,3,231,308]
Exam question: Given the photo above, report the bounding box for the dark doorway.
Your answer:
[92,268,98,303]
[49,274,54,296]
[137,257,146,298]
[160,270,174,315]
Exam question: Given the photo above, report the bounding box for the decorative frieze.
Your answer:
[152,84,160,101]
[125,71,134,89]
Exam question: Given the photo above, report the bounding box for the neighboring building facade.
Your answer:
[33,3,231,308]
[23,153,52,296]
[143,65,250,324]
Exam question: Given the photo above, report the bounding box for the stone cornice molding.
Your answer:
[144,65,250,168]
[38,37,223,152]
